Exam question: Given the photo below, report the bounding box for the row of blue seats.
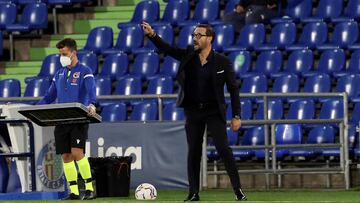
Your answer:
[99,98,355,123]
[112,0,360,29]
[0,3,47,33]
[29,47,360,84]
[2,72,360,101]
[77,20,360,58]
[0,0,88,5]
[208,124,360,160]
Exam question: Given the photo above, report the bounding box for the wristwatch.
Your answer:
[233,115,240,120]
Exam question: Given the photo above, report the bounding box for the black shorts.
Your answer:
[54,124,89,154]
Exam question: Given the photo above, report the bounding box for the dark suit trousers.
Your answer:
[184,105,241,194]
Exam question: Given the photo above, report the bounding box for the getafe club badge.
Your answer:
[73,72,80,78]
[36,140,64,189]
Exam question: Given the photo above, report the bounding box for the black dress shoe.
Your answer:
[82,190,96,200]
[235,188,247,201]
[62,193,80,200]
[184,193,200,201]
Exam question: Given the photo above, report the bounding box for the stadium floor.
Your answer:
[3,189,360,202]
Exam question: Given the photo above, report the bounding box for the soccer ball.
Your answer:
[135,183,157,200]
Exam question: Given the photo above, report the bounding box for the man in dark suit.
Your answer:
[142,22,247,201]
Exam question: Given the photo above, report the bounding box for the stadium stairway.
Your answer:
[0,0,166,94]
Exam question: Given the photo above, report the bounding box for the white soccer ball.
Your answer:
[135,183,157,200]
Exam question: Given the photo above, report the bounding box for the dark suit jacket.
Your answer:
[149,34,240,122]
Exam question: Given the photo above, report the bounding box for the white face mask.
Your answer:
[60,53,73,67]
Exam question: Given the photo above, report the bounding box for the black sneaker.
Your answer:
[62,193,80,200]
[235,188,247,201]
[184,193,200,201]
[82,190,96,200]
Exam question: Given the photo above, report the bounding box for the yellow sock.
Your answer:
[63,161,79,195]
[76,157,94,191]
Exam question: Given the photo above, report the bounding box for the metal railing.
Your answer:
[0,92,350,189]
[201,92,350,190]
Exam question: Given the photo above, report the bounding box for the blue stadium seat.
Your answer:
[256,124,302,159]
[17,0,41,4]
[0,32,2,56]
[212,24,235,52]
[25,54,62,83]
[333,0,360,21]
[226,99,253,121]
[303,73,331,94]
[81,26,113,55]
[255,99,283,120]
[224,0,240,15]
[99,53,128,80]
[159,56,179,79]
[163,102,185,121]
[246,50,282,77]
[177,24,197,48]
[318,21,359,50]
[289,125,335,157]
[78,52,98,74]
[24,77,51,98]
[282,49,314,76]
[288,99,315,120]
[6,3,48,31]
[6,160,21,193]
[319,99,344,120]
[272,74,299,101]
[130,101,158,121]
[48,0,88,5]
[302,0,343,22]
[271,0,312,23]
[225,24,265,52]
[286,22,328,50]
[0,3,16,30]
[304,49,345,77]
[0,157,9,193]
[352,125,360,158]
[257,22,296,51]
[228,50,251,78]
[103,24,143,55]
[335,74,360,102]
[114,76,142,96]
[118,0,159,27]
[129,52,159,80]
[323,125,357,157]
[243,126,265,159]
[179,0,219,26]
[0,0,15,3]
[0,79,20,97]
[95,77,112,96]
[145,76,173,95]
[350,102,360,124]
[101,103,127,122]
[133,24,174,54]
[159,0,189,26]
[240,74,268,99]
[333,50,360,77]
[277,124,303,158]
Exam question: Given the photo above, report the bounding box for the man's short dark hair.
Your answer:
[56,38,77,51]
[196,24,215,43]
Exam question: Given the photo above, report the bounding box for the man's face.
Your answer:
[193,27,211,51]
[59,46,74,59]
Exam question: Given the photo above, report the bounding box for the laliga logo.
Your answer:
[86,137,142,170]
[36,140,64,189]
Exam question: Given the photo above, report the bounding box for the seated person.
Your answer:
[223,0,286,33]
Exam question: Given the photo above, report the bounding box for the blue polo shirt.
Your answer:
[37,62,96,106]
